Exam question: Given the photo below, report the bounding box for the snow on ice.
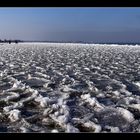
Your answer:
[0,43,140,132]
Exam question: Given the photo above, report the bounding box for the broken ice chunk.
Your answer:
[8,109,21,122]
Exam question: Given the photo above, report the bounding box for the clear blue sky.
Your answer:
[0,8,140,43]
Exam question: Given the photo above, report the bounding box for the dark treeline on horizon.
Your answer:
[0,39,23,44]
[1,38,140,45]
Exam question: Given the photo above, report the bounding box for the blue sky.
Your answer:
[0,8,140,43]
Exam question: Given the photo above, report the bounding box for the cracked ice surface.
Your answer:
[0,43,140,132]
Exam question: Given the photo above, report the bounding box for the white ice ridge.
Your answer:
[8,109,21,122]
[7,79,26,92]
[34,95,56,108]
[134,82,140,88]
[81,94,104,110]
[3,102,23,112]
[117,107,134,122]
[4,92,20,102]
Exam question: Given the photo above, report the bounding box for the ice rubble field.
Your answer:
[0,43,140,133]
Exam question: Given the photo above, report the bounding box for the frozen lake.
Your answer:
[0,43,140,132]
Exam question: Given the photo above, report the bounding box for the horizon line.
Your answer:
[1,39,140,45]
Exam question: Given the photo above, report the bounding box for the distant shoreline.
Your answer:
[21,41,140,46]
[1,40,140,46]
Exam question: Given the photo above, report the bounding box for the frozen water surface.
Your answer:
[0,43,140,132]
